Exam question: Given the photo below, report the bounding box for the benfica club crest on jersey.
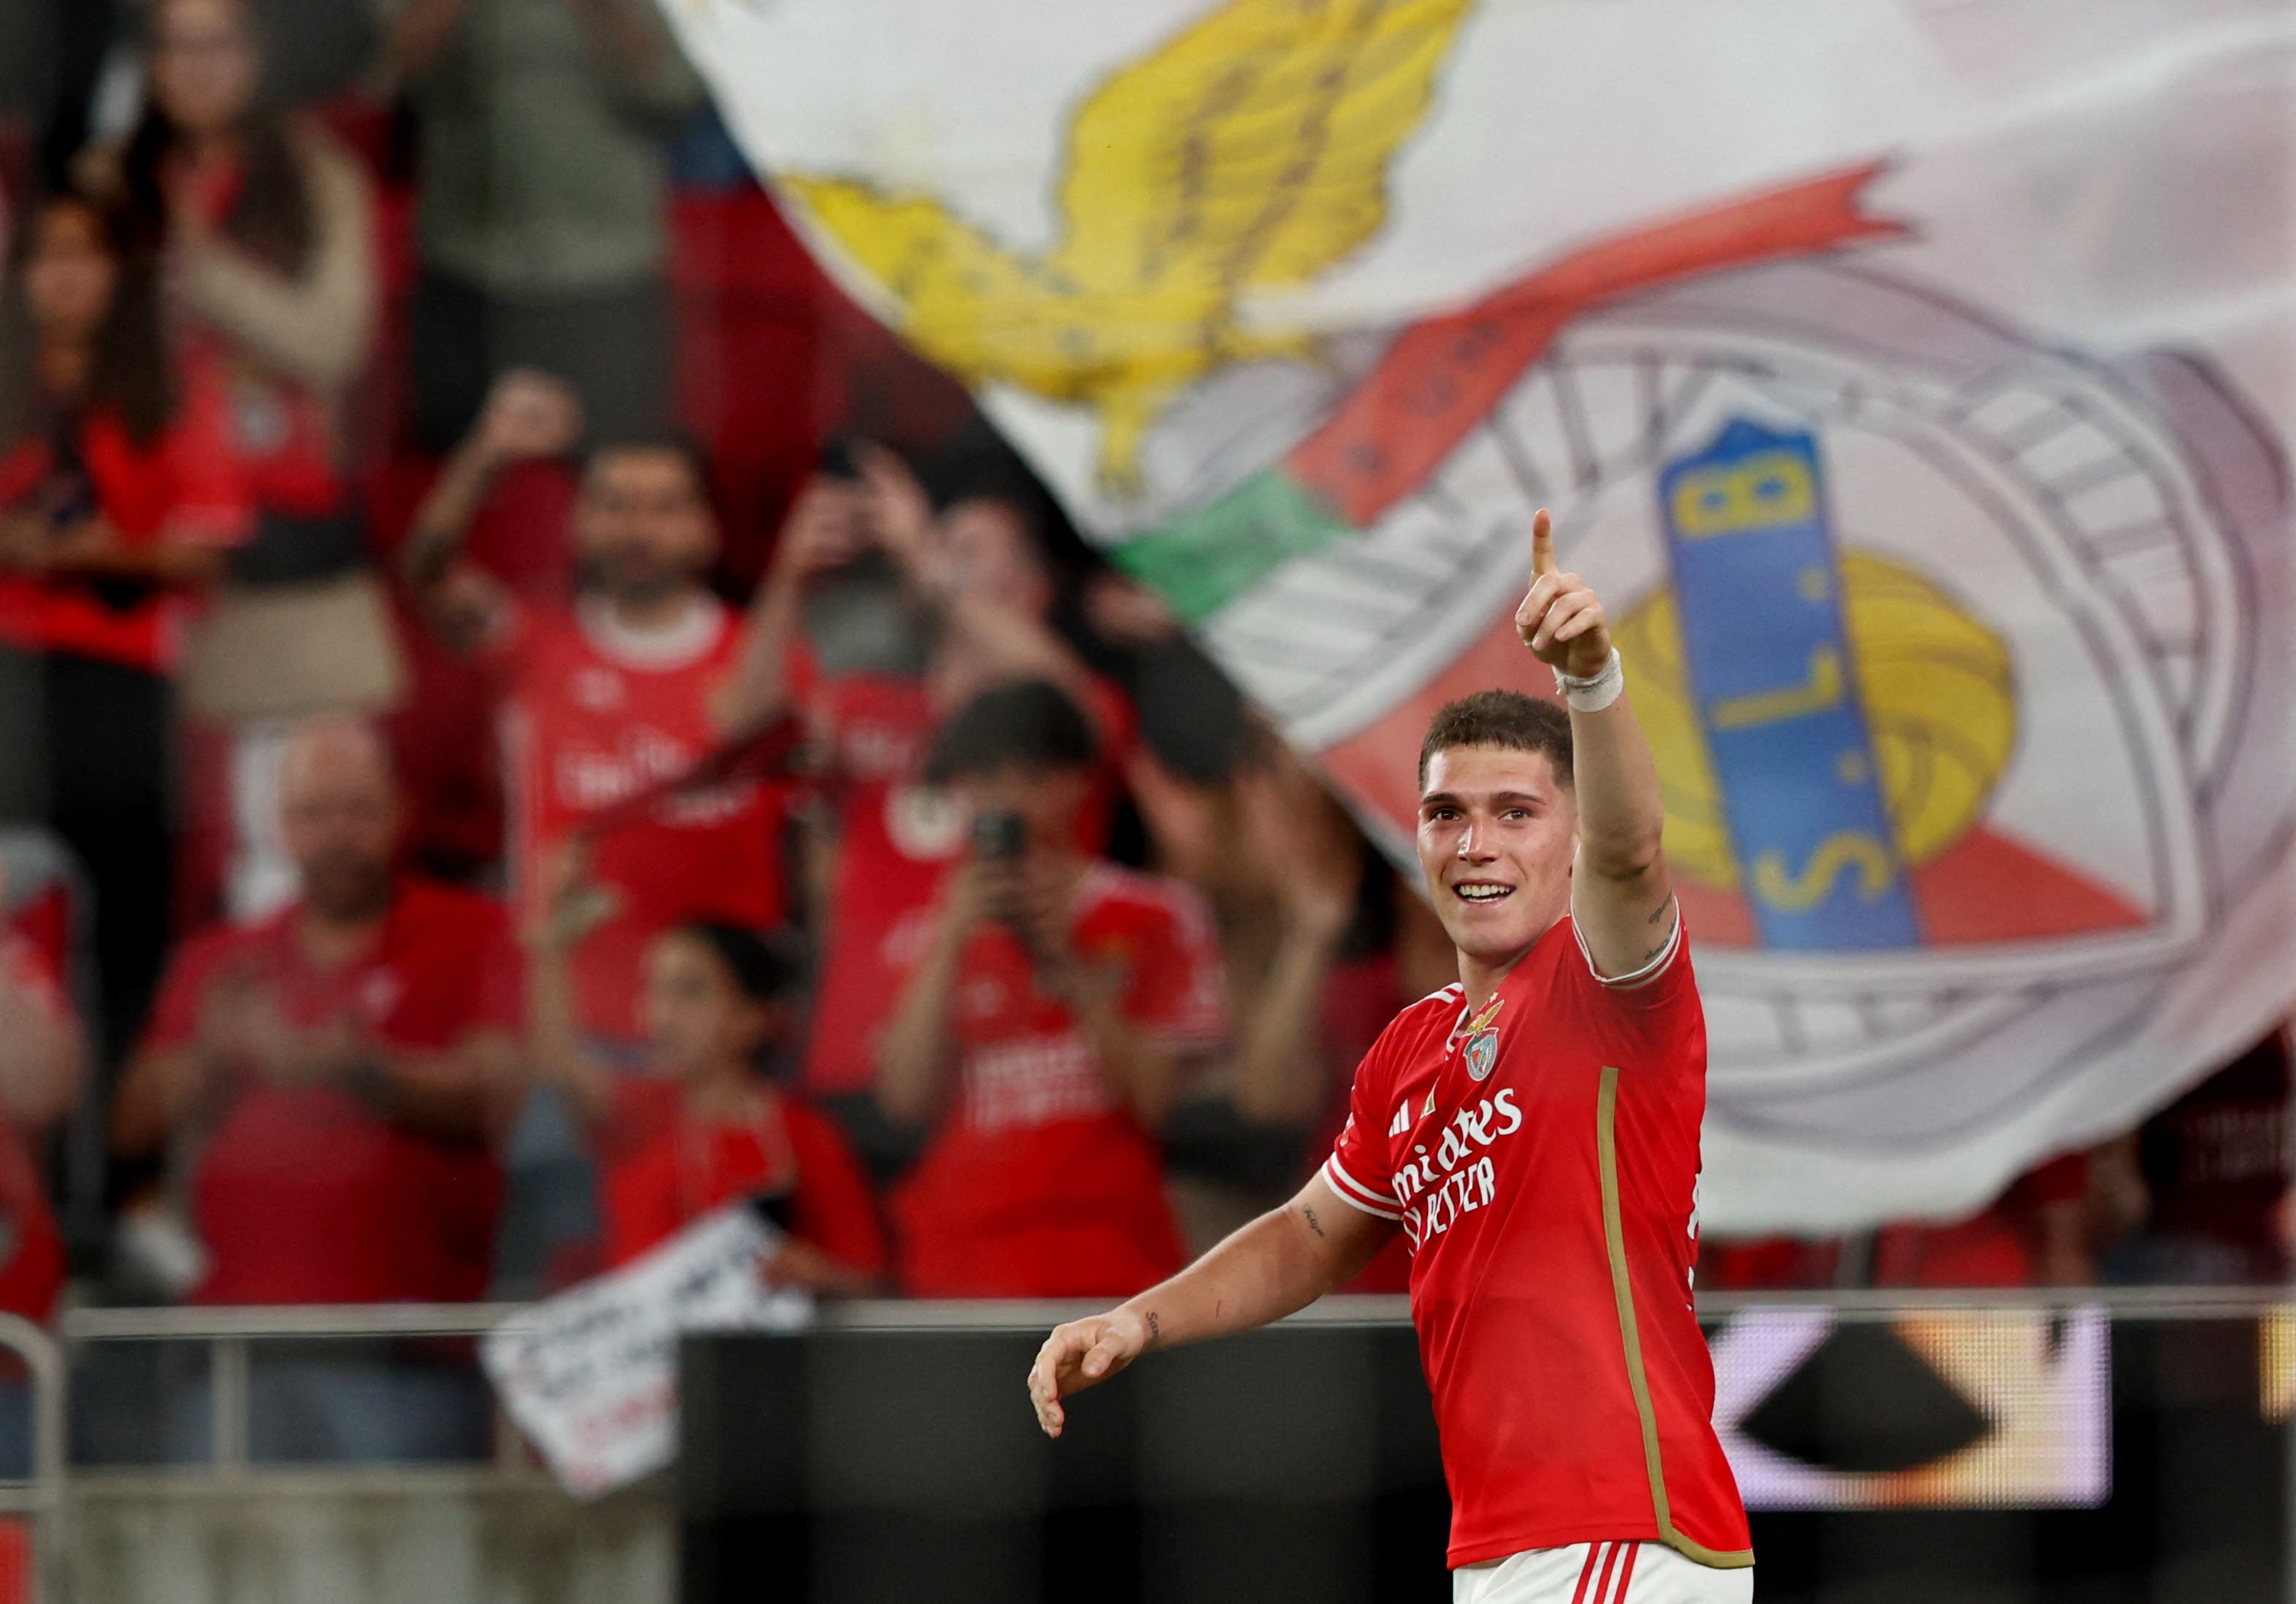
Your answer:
[1460,996,1504,1083]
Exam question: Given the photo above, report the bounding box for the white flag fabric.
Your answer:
[663,0,2296,1233]
[483,1205,810,1496]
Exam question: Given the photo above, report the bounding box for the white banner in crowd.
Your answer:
[483,1207,810,1497]
[663,0,2296,1231]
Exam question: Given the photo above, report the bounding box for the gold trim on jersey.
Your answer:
[1595,1066,1756,1571]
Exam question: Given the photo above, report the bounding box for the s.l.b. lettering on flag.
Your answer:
[1657,419,1918,952]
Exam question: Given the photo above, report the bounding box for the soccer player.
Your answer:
[1028,511,1753,1602]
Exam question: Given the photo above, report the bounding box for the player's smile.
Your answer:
[1450,879,1516,905]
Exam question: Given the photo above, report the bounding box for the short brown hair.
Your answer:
[925,679,1101,784]
[1418,690,1573,787]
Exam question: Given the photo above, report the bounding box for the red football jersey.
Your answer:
[1323,914,1750,1572]
[798,670,963,1098]
[892,863,1225,1297]
[495,595,788,1042]
[797,665,1138,1098]
[0,346,251,671]
[142,878,520,1305]
[600,1085,889,1277]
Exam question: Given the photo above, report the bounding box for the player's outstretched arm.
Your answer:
[1028,1171,1393,1437]
[1514,509,1675,978]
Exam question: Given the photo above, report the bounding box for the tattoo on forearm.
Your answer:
[1647,892,1677,926]
[1145,1311,1162,1348]
[1302,1207,1327,1239]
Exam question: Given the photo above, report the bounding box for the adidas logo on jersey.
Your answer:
[1389,1104,1412,1138]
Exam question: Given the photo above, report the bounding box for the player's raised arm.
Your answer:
[1514,510,1676,979]
[1026,1170,1393,1437]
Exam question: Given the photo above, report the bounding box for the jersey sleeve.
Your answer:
[1117,885,1227,1054]
[1565,909,1702,1068]
[1320,1035,1404,1222]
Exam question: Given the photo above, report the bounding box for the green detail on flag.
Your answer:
[1111,471,1356,625]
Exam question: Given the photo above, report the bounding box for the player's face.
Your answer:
[575,450,718,604]
[643,933,775,1081]
[1416,744,1577,964]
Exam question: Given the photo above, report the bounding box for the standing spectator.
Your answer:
[96,0,398,917]
[729,446,1133,1148]
[112,718,521,1306]
[404,381,791,1047]
[876,681,1223,1298]
[379,0,704,449]
[405,385,793,1286]
[526,858,884,1289]
[0,190,251,1059]
[1130,730,1377,1254]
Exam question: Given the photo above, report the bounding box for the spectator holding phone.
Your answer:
[524,847,886,1291]
[875,681,1222,1298]
[720,444,1134,1164]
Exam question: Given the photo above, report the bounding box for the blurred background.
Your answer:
[0,0,2289,1600]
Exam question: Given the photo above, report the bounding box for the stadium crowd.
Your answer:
[0,0,2283,1388]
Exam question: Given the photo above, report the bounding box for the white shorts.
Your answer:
[1453,1541,1754,1604]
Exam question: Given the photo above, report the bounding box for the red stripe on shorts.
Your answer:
[1590,1543,1621,1604]
[1569,1543,1606,1604]
[1605,1543,1639,1603]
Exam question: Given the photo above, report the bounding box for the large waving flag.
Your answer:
[664,0,2296,1233]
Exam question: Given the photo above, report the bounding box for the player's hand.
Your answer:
[1513,509,1612,680]
[1028,1307,1150,1438]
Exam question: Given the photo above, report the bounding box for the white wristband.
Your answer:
[1554,647,1624,712]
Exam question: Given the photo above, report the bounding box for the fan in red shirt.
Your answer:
[1033,514,1753,1603]
[876,681,1223,1298]
[0,191,252,1056]
[726,445,1137,1123]
[403,381,791,1047]
[524,863,886,1291]
[113,719,523,1307]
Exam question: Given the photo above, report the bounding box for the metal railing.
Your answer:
[32,1286,2296,1601]
[66,1302,531,1483]
[0,1313,68,1604]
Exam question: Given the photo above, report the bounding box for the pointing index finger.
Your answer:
[1530,509,1555,578]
